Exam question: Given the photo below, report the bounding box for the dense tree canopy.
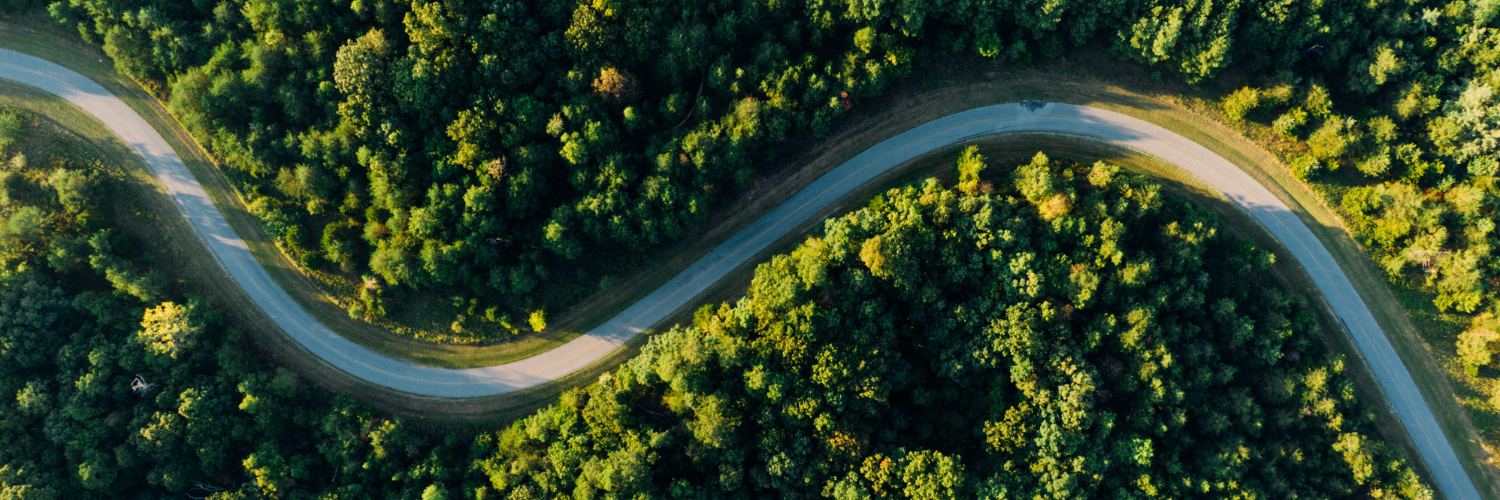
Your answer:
[14,0,1500,489]
[469,153,1430,499]
[0,106,1429,498]
[41,0,1500,343]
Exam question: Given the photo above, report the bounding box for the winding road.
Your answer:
[0,48,1481,500]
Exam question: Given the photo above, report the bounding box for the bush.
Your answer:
[48,169,94,214]
[1289,154,1322,180]
[954,146,986,194]
[1308,117,1356,162]
[1272,108,1308,137]
[528,310,547,331]
[1262,83,1296,106]
[321,220,361,270]
[0,113,22,154]
[1367,116,1399,144]
[1341,186,1381,215]
[1221,87,1262,121]
[1356,147,1392,177]
[3,206,48,244]
[1304,83,1334,117]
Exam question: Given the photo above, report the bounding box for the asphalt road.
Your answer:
[0,49,1480,500]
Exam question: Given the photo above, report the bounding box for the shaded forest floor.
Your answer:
[2,11,1496,498]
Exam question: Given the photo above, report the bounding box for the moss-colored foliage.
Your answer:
[47,0,1500,345]
[954,145,987,195]
[0,112,22,154]
[0,105,1430,496]
[1222,86,1263,122]
[137,301,201,359]
[13,0,1500,490]
[473,161,1429,499]
[0,105,479,499]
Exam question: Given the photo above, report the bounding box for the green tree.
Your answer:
[954,146,987,194]
[1431,79,1500,165]
[0,112,22,154]
[137,301,201,359]
[1222,86,1262,121]
[1458,316,1500,375]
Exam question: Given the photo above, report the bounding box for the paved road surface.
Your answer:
[0,49,1479,500]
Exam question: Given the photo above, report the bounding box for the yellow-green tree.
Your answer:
[137,302,200,359]
[954,146,987,195]
[1459,315,1500,376]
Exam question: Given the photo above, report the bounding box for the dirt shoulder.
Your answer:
[2,17,1488,498]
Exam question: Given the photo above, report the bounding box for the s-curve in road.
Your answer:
[0,49,1479,500]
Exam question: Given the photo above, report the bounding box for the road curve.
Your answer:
[0,49,1479,499]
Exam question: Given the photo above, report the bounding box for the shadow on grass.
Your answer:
[6,22,1490,496]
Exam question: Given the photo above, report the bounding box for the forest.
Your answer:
[25,0,1499,346]
[7,0,1500,495]
[0,107,1433,498]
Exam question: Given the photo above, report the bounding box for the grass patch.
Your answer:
[0,73,292,345]
[0,14,615,368]
[1178,94,1500,500]
[776,52,1498,499]
[4,17,1492,497]
[0,79,301,387]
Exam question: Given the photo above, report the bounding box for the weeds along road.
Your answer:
[0,48,1480,500]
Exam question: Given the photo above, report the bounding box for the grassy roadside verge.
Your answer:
[0,16,637,371]
[760,52,1497,498]
[527,49,1499,494]
[0,16,831,422]
[842,135,1454,497]
[0,25,302,370]
[1007,139,1455,497]
[3,16,1489,498]
[1141,92,1500,500]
